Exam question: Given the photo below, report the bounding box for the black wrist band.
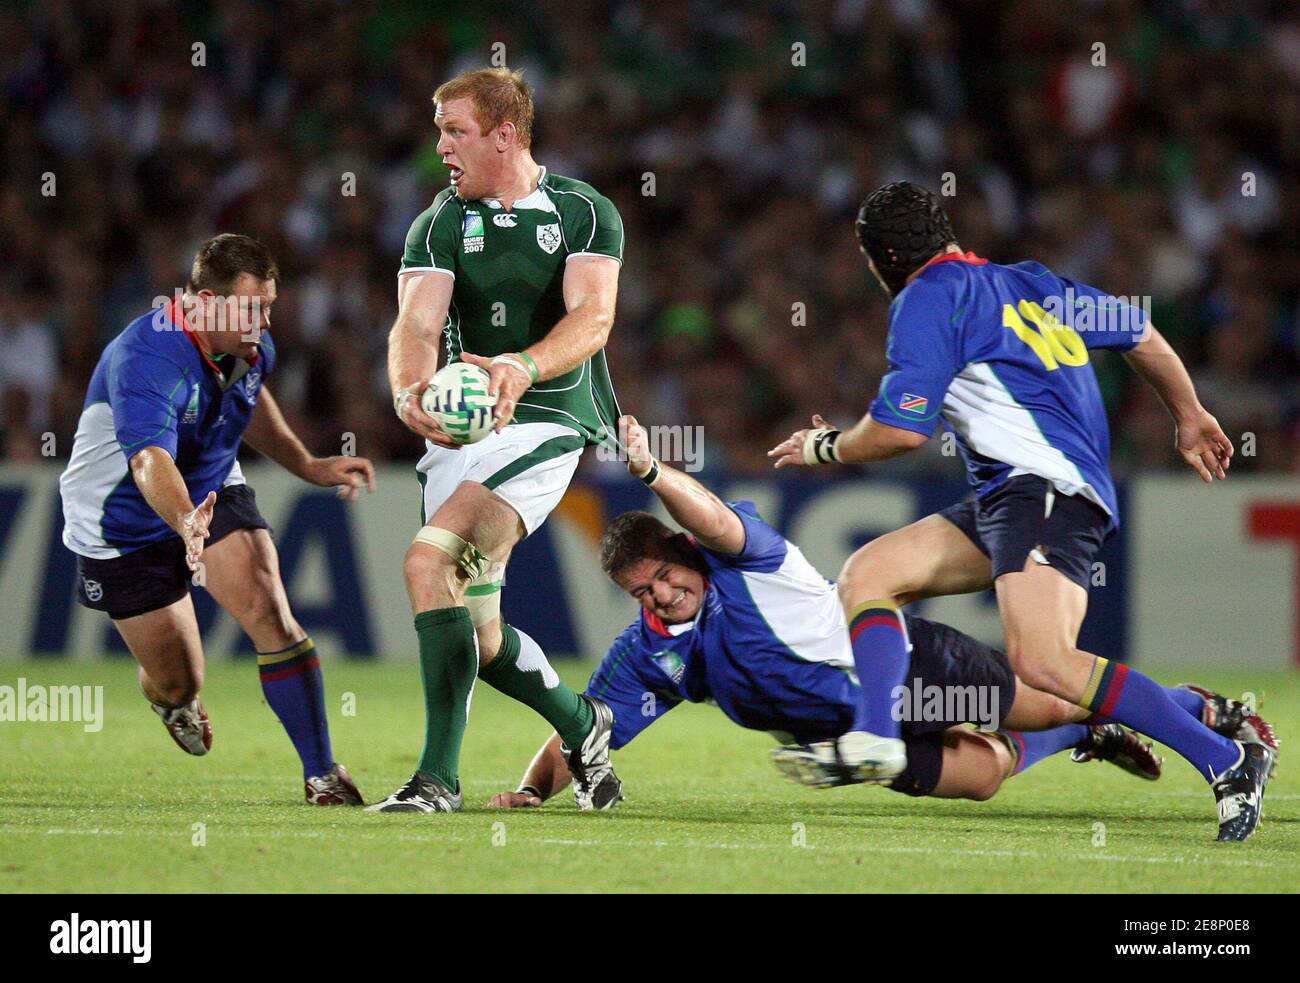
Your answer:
[517,784,543,799]
[637,458,662,486]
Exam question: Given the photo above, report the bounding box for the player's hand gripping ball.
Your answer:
[421,362,498,445]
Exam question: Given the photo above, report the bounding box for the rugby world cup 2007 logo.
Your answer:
[463,212,485,254]
[182,382,201,424]
[653,650,685,684]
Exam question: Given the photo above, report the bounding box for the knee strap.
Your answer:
[464,561,505,627]
[412,526,491,581]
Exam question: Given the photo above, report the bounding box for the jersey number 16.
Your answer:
[1002,300,1089,371]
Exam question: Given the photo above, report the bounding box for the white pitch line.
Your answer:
[4,825,1290,870]
[37,775,522,787]
[20,771,1293,796]
[41,828,128,837]
[1145,791,1300,801]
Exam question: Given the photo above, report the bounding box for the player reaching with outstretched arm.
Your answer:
[59,234,375,805]
[370,68,625,813]
[768,182,1278,840]
[489,415,1167,811]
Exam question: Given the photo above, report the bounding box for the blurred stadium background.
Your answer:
[0,0,1296,666]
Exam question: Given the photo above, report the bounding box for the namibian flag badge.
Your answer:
[900,393,929,414]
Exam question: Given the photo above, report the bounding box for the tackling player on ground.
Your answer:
[371,68,625,813]
[769,182,1278,840]
[490,416,1172,810]
[59,234,375,805]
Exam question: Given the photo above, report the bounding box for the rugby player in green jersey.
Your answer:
[370,68,625,813]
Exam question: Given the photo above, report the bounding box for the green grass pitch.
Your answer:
[1,659,1296,892]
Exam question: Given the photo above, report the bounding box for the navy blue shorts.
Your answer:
[888,615,1017,798]
[74,484,271,620]
[937,474,1111,592]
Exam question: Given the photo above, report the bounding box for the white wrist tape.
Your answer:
[393,382,422,416]
[802,428,843,465]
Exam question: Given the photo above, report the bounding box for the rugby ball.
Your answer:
[421,362,497,444]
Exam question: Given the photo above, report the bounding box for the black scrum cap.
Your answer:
[855,181,956,295]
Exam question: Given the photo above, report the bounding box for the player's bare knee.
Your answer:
[966,774,1002,801]
[1003,645,1044,687]
[244,598,300,648]
[966,738,1007,801]
[838,539,912,606]
[402,543,432,585]
[403,543,461,603]
[1047,696,1084,726]
[150,665,202,706]
[1006,646,1073,699]
[837,555,891,607]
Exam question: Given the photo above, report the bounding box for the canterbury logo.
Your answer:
[493,213,517,227]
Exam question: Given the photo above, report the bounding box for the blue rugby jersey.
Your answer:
[868,252,1148,524]
[60,299,274,558]
[586,502,860,748]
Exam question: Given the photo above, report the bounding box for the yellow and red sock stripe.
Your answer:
[1007,731,1029,774]
[847,600,906,644]
[993,730,1024,774]
[256,637,318,682]
[1081,656,1129,717]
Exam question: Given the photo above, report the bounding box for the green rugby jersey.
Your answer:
[400,167,624,445]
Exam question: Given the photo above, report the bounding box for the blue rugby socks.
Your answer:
[1081,657,1240,782]
[1087,683,1207,726]
[257,637,333,779]
[1162,685,1208,718]
[847,601,911,738]
[1001,724,1090,775]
